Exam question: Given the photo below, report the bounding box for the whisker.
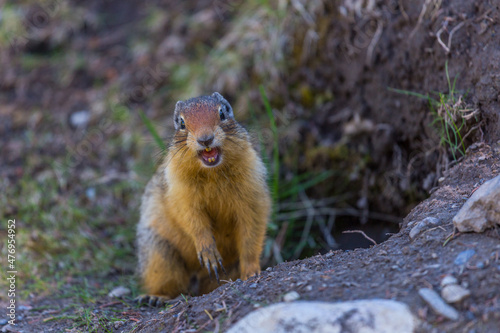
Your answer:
[164,144,187,168]
[226,137,245,150]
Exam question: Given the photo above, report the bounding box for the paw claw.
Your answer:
[214,265,220,283]
[198,245,224,280]
[205,260,212,279]
[219,259,226,274]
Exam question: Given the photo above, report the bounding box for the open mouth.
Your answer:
[198,147,221,167]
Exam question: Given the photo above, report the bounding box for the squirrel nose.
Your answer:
[197,134,214,147]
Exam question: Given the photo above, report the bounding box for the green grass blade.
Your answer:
[388,87,430,100]
[445,60,452,99]
[138,109,167,151]
[279,170,336,200]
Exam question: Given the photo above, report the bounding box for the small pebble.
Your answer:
[438,177,445,183]
[475,261,485,269]
[325,252,334,258]
[114,321,125,329]
[409,217,440,240]
[108,286,131,298]
[1,324,15,333]
[431,253,438,259]
[454,249,476,266]
[467,143,478,151]
[418,288,459,320]
[86,187,96,201]
[440,275,458,287]
[305,285,313,291]
[249,283,257,289]
[441,284,470,303]
[18,305,32,311]
[69,110,90,128]
[283,291,300,302]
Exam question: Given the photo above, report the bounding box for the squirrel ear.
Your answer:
[173,101,185,130]
[212,92,234,118]
[175,101,185,111]
[212,92,224,100]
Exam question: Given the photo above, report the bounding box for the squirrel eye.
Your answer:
[219,107,226,121]
[180,118,186,130]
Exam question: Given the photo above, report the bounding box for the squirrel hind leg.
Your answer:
[135,294,174,307]
[140,241,191,299]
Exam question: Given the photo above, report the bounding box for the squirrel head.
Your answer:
[172,92,244,168]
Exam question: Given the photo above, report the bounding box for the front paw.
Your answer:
[197,244,225,282]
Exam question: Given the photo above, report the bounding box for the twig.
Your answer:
[366,19,383,67]
[293,191,316,259]
[99,301,122,308]
[409,0,430,39]
[204,309,213,321]
[461,121,483,143]
[436,21,450,53]
[443,229,459,247]
[447,21,465,51]
[436,21,465,54]
[316,215,338,249]
[342,230,377,246]
[398,0,410,22]
[470,185,481,196]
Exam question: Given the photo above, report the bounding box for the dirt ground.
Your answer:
[2,0,500,332]
[10,143,500,332]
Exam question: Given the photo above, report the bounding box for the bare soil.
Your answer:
[2,0,500,332]
[13,143,500,332]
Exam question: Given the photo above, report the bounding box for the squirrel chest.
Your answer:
[136,92,271,304]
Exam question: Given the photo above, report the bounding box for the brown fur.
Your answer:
[136,93,271,301]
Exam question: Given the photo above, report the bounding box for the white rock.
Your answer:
[440,275,458,288]
[227,299,418,333]
[441,284,470,303]
[418,288,459,320]
[69,110,90,128]
[409,217,440,240]
[453,175,500,232]
[283,291,300,302]
[1,324,16,333]
[108,286,131,298]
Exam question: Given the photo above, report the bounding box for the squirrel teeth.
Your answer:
[199,147,219,166]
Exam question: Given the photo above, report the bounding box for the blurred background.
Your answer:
[0,0,496,300]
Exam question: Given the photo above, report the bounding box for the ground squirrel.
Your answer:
[136,92,271,306]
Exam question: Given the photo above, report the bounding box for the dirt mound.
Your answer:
[2,0,500,332]
[130,144,500,333]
